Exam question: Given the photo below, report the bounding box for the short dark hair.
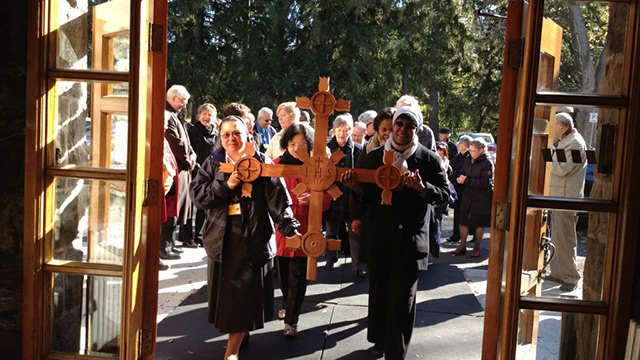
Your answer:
[373,107,395,132]
[223,102,251,118]
[280,123,314,150]
[436,142,449,159]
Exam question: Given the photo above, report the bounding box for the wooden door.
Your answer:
[23,0,167,358]
[483,1,640,359]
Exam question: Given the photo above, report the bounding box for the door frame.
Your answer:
[482,1,640,358]
[23,0,167,358]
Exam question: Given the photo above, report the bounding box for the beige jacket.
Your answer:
[549,130,588,198]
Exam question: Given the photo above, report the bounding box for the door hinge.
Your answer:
[148,22,164,52]
[507,38,524,69]
[137,328,153,358]
[143,178,159,206]
[494,201,511,230]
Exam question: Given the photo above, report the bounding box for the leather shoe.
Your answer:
[160,251,181,260]
[159,260,169,271]
[181,240,198,248]
[560,282,578,292]
[542,274,564,284]
[325,261,335,271]
[369,344,384,358]
[357,268,367,279]
[171,247,184,254]
[451,246,466,256]
[445,236,460,243]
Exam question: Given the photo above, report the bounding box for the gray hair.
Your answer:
[358,110,377,124]
[198,103,216,115]
[470,138,487,154]
[458,135,473,148]
[258,107,273,119]
[353,121,367,132]
[395,95,419,109]
[166,85,190,100]
[333,113,354,130]
[556,112,574,128]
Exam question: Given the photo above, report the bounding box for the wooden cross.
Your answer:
[220,77,400,280]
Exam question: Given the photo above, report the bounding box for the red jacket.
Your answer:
[275,158,331,258]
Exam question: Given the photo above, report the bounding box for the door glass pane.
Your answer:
[520,209,609,301]
[54,178,126,265]
[52,273,121,357]
[56,0,130,72]
[55,81,129,169]
[516,310,600,359]
[539,1,628,95]
[528,105,618,201]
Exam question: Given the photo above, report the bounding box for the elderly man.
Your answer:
[438,127,458,158]
[162,85,198,259]
[253,107,277,153]
[352,121,368,146]
[545,112,588,292]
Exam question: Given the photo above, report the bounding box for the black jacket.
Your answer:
[325,136,362,221]
[187,121,218,166]
[359,145,450,269]
[190,148,300,264]
[459,154,494,215]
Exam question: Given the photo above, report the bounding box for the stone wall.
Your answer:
[0,1,27,359]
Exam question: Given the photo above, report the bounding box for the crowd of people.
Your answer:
[160,84,499,360]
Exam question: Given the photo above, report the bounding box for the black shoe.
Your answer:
[171,247,184,254]
[357,269,367,279]
[560,282,578,292]
[159,260,169,271]
[181,240,198,248]
[160,251,181,260]
[369,344,384,359]
[542,274,563,284]
[325,261,335,271]
[445,237,460,243]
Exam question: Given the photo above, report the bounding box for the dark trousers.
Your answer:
[276,256,308,325]
[178,219,193,244]
[324,219,350,263]
[194,208,206,244]
[161,225,176,255]
[368,264,419,360]
[451,204,461,240]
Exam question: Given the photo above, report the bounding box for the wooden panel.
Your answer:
[48,69,129,83]
[44,260,123,278]
[526,196,618,213]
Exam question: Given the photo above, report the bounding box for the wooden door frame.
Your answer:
[23,0,167,358]
[483,0,640,358]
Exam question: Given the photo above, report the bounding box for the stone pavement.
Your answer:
[156,251,486,360]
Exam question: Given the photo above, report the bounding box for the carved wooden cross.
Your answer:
[220,77,400,280]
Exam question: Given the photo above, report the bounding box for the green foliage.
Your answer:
[167,0,506,136]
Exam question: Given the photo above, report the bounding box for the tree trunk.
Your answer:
[575,3,627,360]
[428,90,439,132]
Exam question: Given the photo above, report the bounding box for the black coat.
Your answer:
[359,145,450,269]
[459,154,494,215]
[165,102,196,223]
[190,148,300,264]
[187,121,218,166]
[325,136,362,221]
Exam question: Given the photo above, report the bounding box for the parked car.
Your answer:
[457,132,496,160]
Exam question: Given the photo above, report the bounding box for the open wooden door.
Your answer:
[24,0,167,358]
[483,1,640,359]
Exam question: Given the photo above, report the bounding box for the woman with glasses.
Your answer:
[190,115,300,360]
[344,106,450,359]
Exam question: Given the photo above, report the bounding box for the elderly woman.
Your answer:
[324,113,364,274]
[187,103,218,246]
[266,102,300,160]
[452,138,494,258]
[190,116,300,360]
[446,135,473,243]
[274,123,331,337]
[345,106,450,359]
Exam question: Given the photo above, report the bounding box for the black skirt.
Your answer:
[460,212,491,228]
[207,215,274,333]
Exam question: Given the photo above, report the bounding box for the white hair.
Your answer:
[333,113,354,130]
[258,107,273,118]
[358,110,377,124]
[166,85,190,100]
[396,95,420,109]
[353,121,367,132]
[556,112,574,128]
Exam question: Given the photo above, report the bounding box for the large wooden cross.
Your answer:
[220,77,400,280]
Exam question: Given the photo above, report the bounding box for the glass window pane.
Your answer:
[529,105,618,201]
[52,273,121,357]
[539,1,628,96]
[55,81,129,169]
[54,178,126,265]
[516,310,600,359]
[56,0,130,72]
[520,209,609,301]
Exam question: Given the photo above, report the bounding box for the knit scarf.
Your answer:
[385,134,419,173]
[366,132,385,153]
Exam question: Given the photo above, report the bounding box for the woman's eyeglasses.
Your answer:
[220,131,243,140]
